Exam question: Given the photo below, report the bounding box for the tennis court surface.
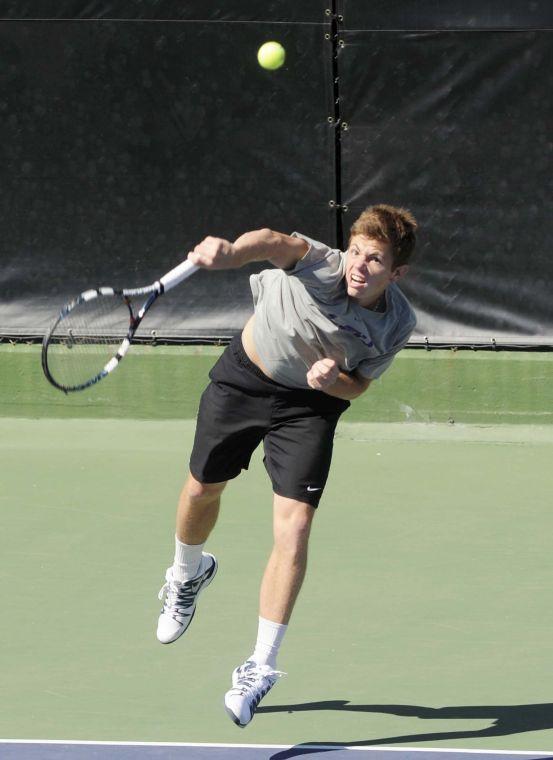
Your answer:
[1,741,553,760]
[2,347,553,757]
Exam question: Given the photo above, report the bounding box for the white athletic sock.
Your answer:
[251,616,288,670]
[172,535,205,583]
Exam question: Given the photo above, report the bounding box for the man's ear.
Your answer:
[391,264,409,282]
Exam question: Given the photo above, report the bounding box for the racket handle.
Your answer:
[159,259,199,292]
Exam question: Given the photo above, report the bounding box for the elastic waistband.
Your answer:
[230,335,281,386]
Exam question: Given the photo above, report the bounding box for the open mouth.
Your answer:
[350,274,366,285]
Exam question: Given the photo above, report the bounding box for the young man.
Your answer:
[156,204,417,727]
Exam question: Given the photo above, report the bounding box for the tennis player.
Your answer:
[156,204,417,727]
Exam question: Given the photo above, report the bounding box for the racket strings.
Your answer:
[44,294,133,390]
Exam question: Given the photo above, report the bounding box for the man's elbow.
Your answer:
[336,377,372,401]
[353,375,372,398]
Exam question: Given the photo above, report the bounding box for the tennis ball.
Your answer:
[257,41,286,71]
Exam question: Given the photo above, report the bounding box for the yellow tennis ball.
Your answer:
[257,41,286,71]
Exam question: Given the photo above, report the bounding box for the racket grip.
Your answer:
[160,259,199,292]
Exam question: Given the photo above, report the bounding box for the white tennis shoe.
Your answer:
[156,552,217,644]
[224,659,285,727]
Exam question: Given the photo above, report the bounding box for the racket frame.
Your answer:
[41,259,198,393]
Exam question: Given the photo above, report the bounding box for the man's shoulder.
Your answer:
[389,282,415,319]
[287,233,346,296]
[387,283,417,344]
[290,232,343,264]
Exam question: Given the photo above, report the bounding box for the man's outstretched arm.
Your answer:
[187,229,308,271]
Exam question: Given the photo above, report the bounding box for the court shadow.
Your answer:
[259,701,553,759]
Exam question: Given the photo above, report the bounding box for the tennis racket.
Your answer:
[41,259,198,393]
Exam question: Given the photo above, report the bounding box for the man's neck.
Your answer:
[365,289,387,312]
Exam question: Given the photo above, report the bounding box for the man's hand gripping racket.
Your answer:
[42,258,198,393]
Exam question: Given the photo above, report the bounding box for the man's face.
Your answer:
[345,235,407,308]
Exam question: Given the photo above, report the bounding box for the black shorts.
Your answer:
[189,336,350,507]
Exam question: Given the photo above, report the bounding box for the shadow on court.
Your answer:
[259,701,553,759]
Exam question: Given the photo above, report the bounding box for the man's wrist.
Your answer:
[323,371,370,400]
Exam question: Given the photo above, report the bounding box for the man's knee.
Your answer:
[273,495,315,551]
[185,472,227,504]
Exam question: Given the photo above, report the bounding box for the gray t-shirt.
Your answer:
[249,232,416,389]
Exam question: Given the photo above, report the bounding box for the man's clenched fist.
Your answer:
[187,237,238,269]
[306,358,340,390]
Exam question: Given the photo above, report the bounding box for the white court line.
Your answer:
[0,740,552,755]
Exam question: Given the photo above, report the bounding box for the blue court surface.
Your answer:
[1,743,552,760]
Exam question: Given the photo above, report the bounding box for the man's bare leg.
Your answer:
[176,471,227,544]
[157,472,226,644]
[259,494,315,624]
[224,494,315,727]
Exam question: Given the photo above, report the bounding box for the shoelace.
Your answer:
[231,664,285,699]
[158,576,201,615]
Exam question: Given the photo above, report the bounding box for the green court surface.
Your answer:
[2,344,553,424]
[1,346,553,752]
